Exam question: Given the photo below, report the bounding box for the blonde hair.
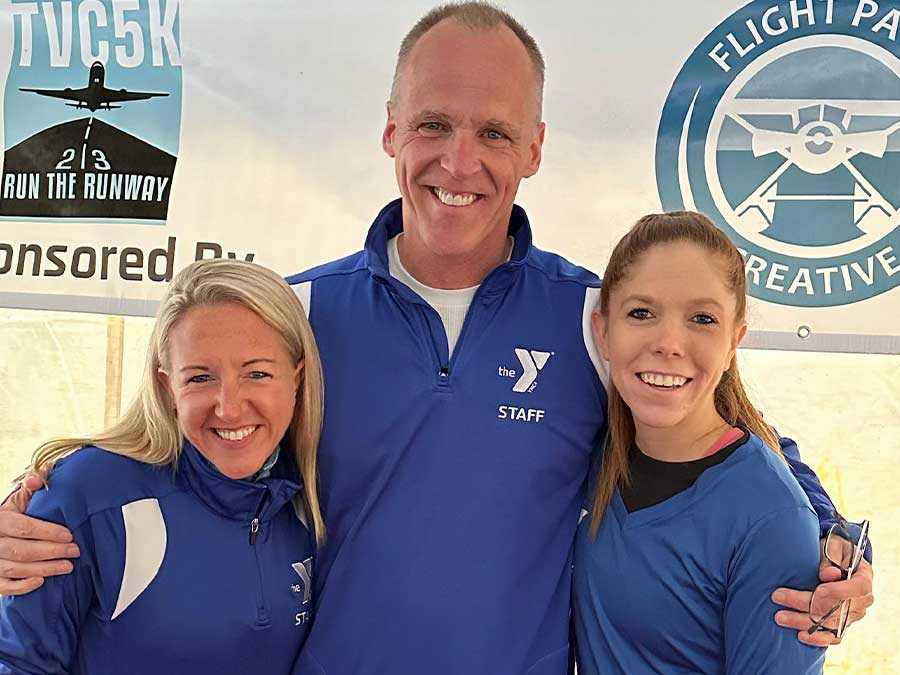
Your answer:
[31,259,326,543]
[591,211,781,535]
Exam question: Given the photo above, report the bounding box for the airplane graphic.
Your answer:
[720,99,900,235]
[19,61,168,112]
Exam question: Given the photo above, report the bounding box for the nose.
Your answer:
[440,131,481,179]
[214,380,243,422]
[651,319,686,358]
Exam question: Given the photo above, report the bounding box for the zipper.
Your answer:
[248,489,271,626]
[249,489,269,545]
[413,302,451,388]
[425,264,508,387]
[381,261,511,389]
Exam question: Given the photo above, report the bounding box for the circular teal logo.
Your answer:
[657,0,900,306]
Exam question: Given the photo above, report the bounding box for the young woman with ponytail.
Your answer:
[573,212,825,674]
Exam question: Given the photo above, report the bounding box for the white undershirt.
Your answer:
[387,234,478,358]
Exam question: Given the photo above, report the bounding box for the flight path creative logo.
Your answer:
[656,0,900,307]
[1,0,182,222]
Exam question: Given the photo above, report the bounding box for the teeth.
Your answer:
[214,425,257,441]
[433,187,478,207]
[640,373,688,388]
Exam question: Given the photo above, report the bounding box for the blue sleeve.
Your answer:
[779,436,836,534]
[0,496,96,674]
[779,435,873,562]
[724,506,826,675]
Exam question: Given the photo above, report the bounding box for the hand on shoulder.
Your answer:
[0,474,79,596]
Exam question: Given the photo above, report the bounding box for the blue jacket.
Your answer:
[0,442,315,675]
[287,200,838,675]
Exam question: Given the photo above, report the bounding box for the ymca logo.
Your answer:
[500,347,552,393]
[291,557,313,626]
[656,0,900,307]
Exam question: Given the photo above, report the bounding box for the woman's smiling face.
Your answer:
[158,302,302,479]
[593,241,747,446]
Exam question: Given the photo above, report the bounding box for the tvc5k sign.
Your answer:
[0,0,182,223]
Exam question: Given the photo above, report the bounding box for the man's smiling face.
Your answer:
[382,18,545,287]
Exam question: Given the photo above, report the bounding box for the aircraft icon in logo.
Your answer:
[19,61,168,112]
[722,99,900,237]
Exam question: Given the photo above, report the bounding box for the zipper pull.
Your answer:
[248,490,269,546]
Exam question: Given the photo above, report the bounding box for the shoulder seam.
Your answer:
[291,265,369,284]
[521,258,601,288]
[287,251,368,285]
[743,504,818,543]
[47,482,183,534]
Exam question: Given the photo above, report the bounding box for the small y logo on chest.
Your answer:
[291,557,313,626]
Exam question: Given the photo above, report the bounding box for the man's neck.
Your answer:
[396,230,512,289]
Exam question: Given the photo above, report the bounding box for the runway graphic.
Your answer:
[2,116,175,219]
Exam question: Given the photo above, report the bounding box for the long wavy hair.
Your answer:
[30,259,326,543]
[590,211,781,535]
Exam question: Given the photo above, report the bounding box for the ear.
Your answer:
[727,320,748,368]
[293,359,305,391]
[523,122,546,178]
[590,310,610,361]
[157,368,175,409]
[382,102,397,158]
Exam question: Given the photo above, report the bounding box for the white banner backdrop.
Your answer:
[0,0,898,353]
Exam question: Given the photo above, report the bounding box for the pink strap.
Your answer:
[703,427,744,457]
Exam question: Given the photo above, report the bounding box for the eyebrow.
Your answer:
[621,294,727,311]
[178,358,278,373]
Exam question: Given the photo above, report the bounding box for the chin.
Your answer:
[217,459,261,480]
[628,404,689,432]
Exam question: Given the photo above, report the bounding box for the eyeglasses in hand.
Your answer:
[806,516,870,639]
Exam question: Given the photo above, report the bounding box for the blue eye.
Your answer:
[627,307,653,320]
[691,313,718,325]
[419,121,446,133]
[187,374,210,384]
[248,371,272,380]
[483,129,507,141]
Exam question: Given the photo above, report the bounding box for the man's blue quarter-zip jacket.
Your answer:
[287,199,839,675]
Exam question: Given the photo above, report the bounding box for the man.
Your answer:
[0,4,873,674]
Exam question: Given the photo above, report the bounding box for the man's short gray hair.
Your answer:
[389,2,545,120]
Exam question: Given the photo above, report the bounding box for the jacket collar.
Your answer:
[363,198,534,299]
[177,439,302,522]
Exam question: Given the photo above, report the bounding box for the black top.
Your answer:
[621,429,750,513]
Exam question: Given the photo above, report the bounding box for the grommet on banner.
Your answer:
[797,325,812,340]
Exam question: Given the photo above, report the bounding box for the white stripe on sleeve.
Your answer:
[292,281,312,319]
[112,498,167,620]
[582,286,609,391]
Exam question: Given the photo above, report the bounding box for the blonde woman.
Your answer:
[0,259,324,675]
